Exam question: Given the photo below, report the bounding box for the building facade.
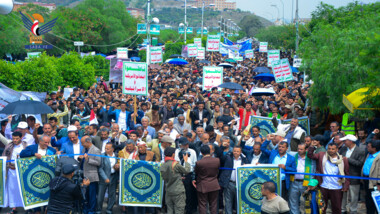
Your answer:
[126,8,146,19]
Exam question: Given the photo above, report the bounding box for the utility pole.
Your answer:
[291,0,294,23]
[201,1,204,38]
[184,0,187,44]
[295,0,299,52]
[146,0,151,65]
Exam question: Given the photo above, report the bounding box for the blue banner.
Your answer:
[249,116,278,137]
[0,157,5,207]
[223,37,252,55]
[237,165,281,214]
[16,156,57,209]
[282,116,310,135]
[119,159,163,207]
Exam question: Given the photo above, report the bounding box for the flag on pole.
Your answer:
[89,109,98,125]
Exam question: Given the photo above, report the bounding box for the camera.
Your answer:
[179,149,191,158]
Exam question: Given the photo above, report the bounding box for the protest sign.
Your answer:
[196,47,205,59]
[234,56,243,61]
[150,24,160,35]
[122,62,148,96]
[117,48,128,59]
[259,42,268,52]
[202,66,223,91]
[119,159,163,207]
[63,88,73,99]
[272,58,293,83]
[245,50,254,59]
[187,27,193,34]
[293,58,302,68]
[110,58,129,83]
[178,27,185,34]
[187,44,198,57]
[206,35,221,52]
[267,50,280,67]
[137,24,147,34]
[194,38,202,48]
[150,46,163,64]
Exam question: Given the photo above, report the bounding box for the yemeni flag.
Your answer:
[89,109,98,125]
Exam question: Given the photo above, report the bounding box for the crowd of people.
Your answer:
[0,49,379,214]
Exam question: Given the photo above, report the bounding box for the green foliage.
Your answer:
[239,15,264,37]
[82,55,110,80]
[138,50,146,62]
[153,8,220,27]
[163,42,184,62]
[300,2,380,116]
[159,29,180,44]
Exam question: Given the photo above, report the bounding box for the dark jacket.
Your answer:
[245,150,269,164]
[98,152,118,184]
[47,176,84,214]
[190,109,211,130]
[341,146,365,185]
[219,153,249,188]
[20,144,56,158]
[194,156,221,193]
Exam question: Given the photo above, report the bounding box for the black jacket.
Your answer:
[219,153,249,188]
[190,109,211,130]
[47,176,84,214]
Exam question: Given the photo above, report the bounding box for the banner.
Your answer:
[0,157,5,207]
[245,50,254,59]
[181,45,188,58]
[178,27,185,34]
[259,42,268,52]
[197,28,208,35]
[194,38,202,48]
[237,165,281,214]
[137,24,147,34]
[219,44,228,55]
[117,48,129,59]
[272,58,293,83]
[122,62,148,96]
[119,159,163,207]
[206,35,220,52]
[293,58,302,68]
[234,56,243,61]
[202,66,223,91]
[16,156,57,210]
[186,27,193,34]
[196,47,205,60]
[187,44,198,57]
[27,52,41,58]
[150,46,163,64]
[267,50,280,67]
[110,58,129,83]
[223,38,252,56]
[249,116,278,137]
[150,24,160,35]
[281,116,310,135]
[63,88,73,99]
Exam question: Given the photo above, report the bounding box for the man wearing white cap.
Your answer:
[60,126,84,161]
[4,116,35,146]
[340,134,365,214]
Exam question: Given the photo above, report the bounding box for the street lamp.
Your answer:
[184,0,187,44]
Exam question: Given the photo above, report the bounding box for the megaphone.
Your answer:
[0,0,14,15]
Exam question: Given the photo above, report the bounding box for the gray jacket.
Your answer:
[83,145,101,182]
[98,152,117,184]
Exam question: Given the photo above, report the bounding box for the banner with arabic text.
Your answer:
[202,66,223,91]
[122,62,148,96]
[237,165,281,214]
[259,42,268,52]
[206,35,220,52]
[16,156,57,209]
[150,47,163,64]
[119,159,163,207]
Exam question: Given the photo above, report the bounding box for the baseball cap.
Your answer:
[17,122,28,129]
[62,164,78,175]
[340,134,357,142]
[161,135,174,144]
[274,129,286,138]
[178,137,189,145]
[308,179,318,187]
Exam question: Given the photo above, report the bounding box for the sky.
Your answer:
[235,0,379,21]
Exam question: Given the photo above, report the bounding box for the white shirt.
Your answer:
[321,158,342,190]
[174,148,197,172]
[169,129,179,141]
[251,152,262,165]
[198,111,203,120]
[345,145,356,159]
[118,111,127,131]
[12,144,23,160]
[23,133,36,146]
[101,138,110,153]
[73,141,81,161]
[295,155,306,180]
[230,157,242,182]
[109,153,116,174]
[37,146,47,156]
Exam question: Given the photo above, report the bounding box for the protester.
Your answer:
[261,181,290,214]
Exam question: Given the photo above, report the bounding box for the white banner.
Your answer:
[187,44,198,57]
[259,42,268,52]
[150,46,163,64]
[117,48,129,59]
[196,47,205,60]
[122,62,148,96]
[203,66,223,91]
[267,50,280,67]
[293,58,302,68]
[194,38,202,48]
[272,58,293,83]
[206,35,221,52]
[245,50,254,59]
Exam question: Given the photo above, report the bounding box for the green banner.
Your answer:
[137,23,147,34]
[150,24,160,35]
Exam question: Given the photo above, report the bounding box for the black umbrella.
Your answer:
[218,82,244,90]
[199,60,210,64]
[0,100,53,114]
[169,54,182,58]
[253,67,271,73]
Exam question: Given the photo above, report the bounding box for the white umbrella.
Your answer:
[250,87,276,96]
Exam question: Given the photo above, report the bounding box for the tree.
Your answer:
[300,2,380,117]
[238,15,264,37]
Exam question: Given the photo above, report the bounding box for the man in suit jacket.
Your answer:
[81,135,101,214]
[246,142,269,164]
[88,124,103,150]
[190,102,211,131]
[340,135,365,214]
[307,142,350,214]
[60,130,84,161]
[97,143,118,214]
[192,145,220,214]
[362,140,380,214]
[20,135,56,158]
[219,146,249,214]
[261,136,297,201]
